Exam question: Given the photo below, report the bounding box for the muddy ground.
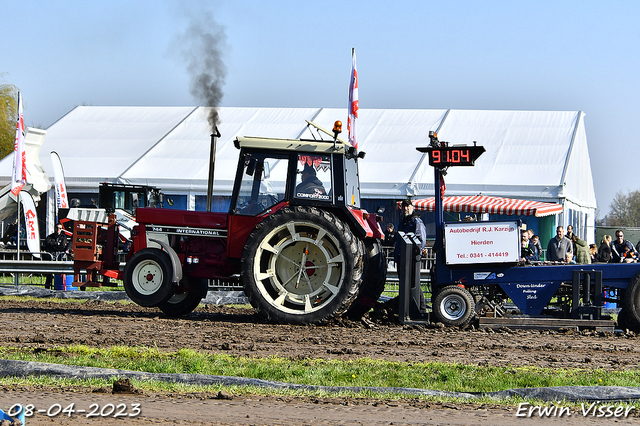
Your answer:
[1,299,637,369]
[1,299,640,425]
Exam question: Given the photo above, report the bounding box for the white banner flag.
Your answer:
[20,192,41,258]
[11,92,26,196]
[348,48,359,149]
[50,151,69,209]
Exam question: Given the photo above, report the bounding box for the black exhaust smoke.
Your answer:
[174,12,227,211]
[176,11,227,131]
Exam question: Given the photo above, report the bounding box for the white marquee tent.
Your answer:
[0,106,597,241]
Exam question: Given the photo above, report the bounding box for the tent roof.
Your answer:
[0,106,596,209]
[410,195,564,217]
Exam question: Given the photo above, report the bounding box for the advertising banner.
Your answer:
[20,192,41,258]
[50,151,69,209]
[444,221,520,265]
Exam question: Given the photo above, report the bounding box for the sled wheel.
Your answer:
[242,206,364,325]
[617,309,631,330]
[346,240,387,319]
[123,248,174,307]
[158,277,209,317]
[622,272,640,330]
[433,285,475,327]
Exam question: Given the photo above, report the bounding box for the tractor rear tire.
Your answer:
[123,248,174,307]
[622,272,640,330]
[158,277,209,317]
[433,285,475,327]
[346,240,387,319]
[242,206,364,325]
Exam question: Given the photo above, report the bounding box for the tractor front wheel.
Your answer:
[123,248,174,307]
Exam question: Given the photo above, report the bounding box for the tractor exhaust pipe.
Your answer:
[206,126,221,212]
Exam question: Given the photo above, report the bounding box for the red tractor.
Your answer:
[110,122,386,324]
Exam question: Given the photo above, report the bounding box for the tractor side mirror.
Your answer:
[263,161,271,179]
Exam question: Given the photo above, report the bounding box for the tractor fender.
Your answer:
[344,206,384,239]
[148,238,183,284]
[345,206,373,238]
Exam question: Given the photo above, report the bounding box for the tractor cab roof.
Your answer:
[234,119,364,158]
[233,136,353,155]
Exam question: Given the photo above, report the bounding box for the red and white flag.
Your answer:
[348,48,358,149]
[50,151,69,209]
[11,92,26,197]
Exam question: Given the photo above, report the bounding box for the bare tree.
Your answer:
[0,74,19,159]
[608,189,640,227]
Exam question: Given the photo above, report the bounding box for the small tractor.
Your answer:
[65,182,166,287]
[74,121,387,325]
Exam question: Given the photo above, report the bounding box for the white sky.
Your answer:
[2,0,639,218]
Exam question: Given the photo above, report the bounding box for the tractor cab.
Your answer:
[230,122,364,219]
[98,182,164,216]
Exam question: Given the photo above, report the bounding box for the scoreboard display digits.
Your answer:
[418,145,486,168]
[433,148,471,164]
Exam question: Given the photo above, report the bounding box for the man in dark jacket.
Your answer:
[396,199,427,254]
[611,230,639,263]
[45,223,71,259]
[295,165,326,199]
[383,223,397,248]
[394,199,427,312]
[520,229,539,263]
[44,223,72,289]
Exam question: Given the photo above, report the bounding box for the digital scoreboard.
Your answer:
[416,145,485,168]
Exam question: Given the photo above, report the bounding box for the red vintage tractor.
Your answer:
[78,122,387,325]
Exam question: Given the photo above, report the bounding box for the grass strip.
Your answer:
[0,345,639,393]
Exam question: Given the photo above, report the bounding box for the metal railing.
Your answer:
[0,246,437,292]
[0,259,74,274]
[0,248,124,287]
[382,246,434,294]
[381,246,436,271]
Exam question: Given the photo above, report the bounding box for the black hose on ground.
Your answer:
[0,360,639,403]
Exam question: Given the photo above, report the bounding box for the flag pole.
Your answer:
[15,199,20,288]
[348,48,358,149]
[12,92,23,288]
